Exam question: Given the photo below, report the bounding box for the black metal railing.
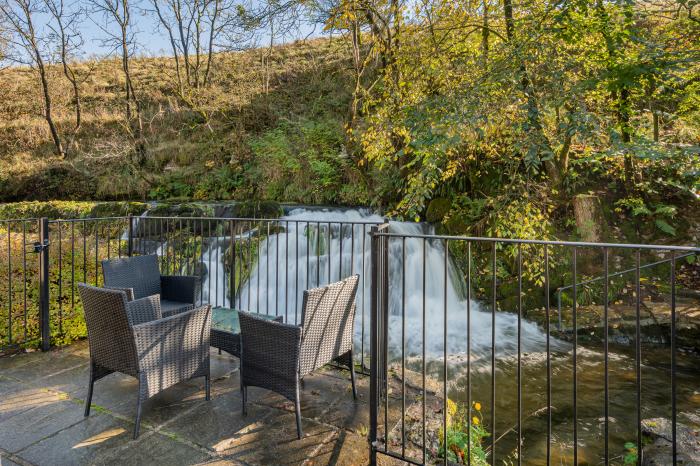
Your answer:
[1,215,382,369]
[3,214,699,465]
[555,252,697,331]
[368,227,699,466]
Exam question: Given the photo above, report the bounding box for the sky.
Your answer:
[1,1,323,62]
[63,2,322,59]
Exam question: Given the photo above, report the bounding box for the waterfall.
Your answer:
[201,207,560,365]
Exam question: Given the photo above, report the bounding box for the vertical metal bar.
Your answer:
[266,222,270,314]
[306,222,310,315]
[351,224,355,276]
[22,221,27,342]
[401,236,406,457]
[361,224,366,369]
[6,223,11,346]
[82,220,86,284]
[94,220,99,286]
[247,221,251,309]
[295,221,299,323]
[178,218,183,272]
[328,222,332,285]
[517,243,522,466]
[285,221,289,322]
[127,215,134,257]
[39,218,50,351]
[467,241,472,465]
[316,222,321,287]
[339,223,343,281]
[443,240,448,466]
[491,242,497,466]
[635,249,642,466]
[58,222,63,336]
[422,237,427,465]
[107,220,111,260]
[670,252,677,465]
[382,234,389,452]
[234,220,236,308]
[71,222,75,308]
[545,244,551,466]
[369,226,379,466]
[200,220,205,305]
[208,221,213,305]
[257,221,261,313]
[216,221,220,307]
[275,220,279,316]
[573,247,578,466]
[603,247,609,465]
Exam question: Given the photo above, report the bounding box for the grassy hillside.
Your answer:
[0,38,369,204]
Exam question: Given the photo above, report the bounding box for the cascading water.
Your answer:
[207,207,561,366]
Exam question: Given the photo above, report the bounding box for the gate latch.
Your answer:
[32,239,49,253]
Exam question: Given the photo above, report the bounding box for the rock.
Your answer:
[641,417,700,465]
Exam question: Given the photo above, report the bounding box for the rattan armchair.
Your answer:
[238,274,359,439]
[101,254,198,317]
[78,283,211,439]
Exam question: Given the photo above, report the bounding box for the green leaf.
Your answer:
[654,219,676,235]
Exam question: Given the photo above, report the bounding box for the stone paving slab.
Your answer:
[0,343,375,466]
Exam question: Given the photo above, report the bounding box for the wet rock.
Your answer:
[641,417,700,465]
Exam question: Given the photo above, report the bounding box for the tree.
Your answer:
[0,0,64,157]
[90,0,143,145]
[149,0,232,91]
[45,0,86,131]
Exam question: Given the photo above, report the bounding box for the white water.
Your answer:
[197,207,559,364]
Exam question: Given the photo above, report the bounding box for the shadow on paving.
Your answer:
[0,341,376,466]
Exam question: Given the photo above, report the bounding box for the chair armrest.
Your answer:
[132,305,212,397]
[104,286,134,301]
[238,312,302,400]
[161,275,198,304]
[126,295,162,325]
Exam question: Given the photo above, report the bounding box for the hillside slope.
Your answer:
[0,38,368,204]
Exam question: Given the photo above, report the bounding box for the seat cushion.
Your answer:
[161,299,194,317]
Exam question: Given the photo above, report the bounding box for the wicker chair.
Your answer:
[78,283,211,439]
[102,254,198,317]
[239,274,359,439]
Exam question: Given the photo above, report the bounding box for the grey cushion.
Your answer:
[161,300,194,317]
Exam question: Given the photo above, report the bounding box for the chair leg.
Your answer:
[205,375,211,401]
[134,377,144,439]
[84,361,96,417]
[349,350,357,400]
[295,382,303,439]
[241,385,247,416]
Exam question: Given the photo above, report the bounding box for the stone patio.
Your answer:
[0,341,377,466]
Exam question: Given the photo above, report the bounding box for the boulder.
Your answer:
[641,417,700,465]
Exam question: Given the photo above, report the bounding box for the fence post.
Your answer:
[38,217,50,351]
[127,215,134,257]
[369,226,379,466]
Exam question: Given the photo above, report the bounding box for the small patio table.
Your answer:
[210,307,283,357]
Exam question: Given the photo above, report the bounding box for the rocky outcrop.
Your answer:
[642,417,700,465]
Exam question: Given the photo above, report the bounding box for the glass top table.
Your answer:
[210,307,283,357]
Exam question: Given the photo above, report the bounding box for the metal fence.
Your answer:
[2,215,699,465]
[368,225,699,465]
[1,215,382,368]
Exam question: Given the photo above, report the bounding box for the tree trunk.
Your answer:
[481,0,489,70]
[37,59,64,157]
[573,194,606,243]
